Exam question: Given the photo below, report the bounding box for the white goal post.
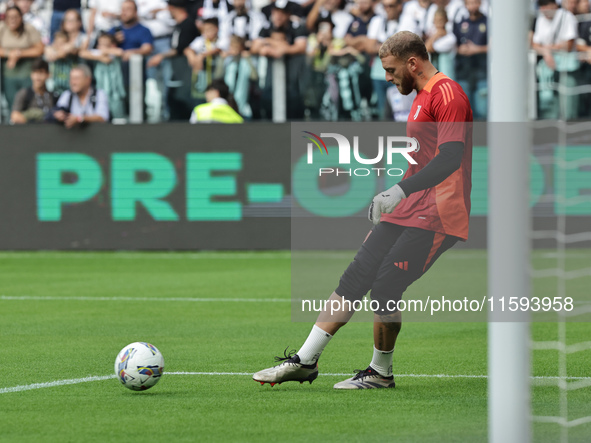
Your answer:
[488,0,532,442]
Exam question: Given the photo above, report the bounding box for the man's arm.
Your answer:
[10,89,28,124]
[87,8,97,37]
[87,90,110,122]
[306,0,325,32]
[250,37,270,55]
[123,42,154,61]
[397,141,464,196]
[146,47,177,67]
[369,142,464,224]
[283,37,307,55]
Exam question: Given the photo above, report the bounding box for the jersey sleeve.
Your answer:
[25,24,42,44]
[188,36,204,53]
[430,80,471,146]
[12,88,28,112]
[142,26,154,45]
[559,11,578,43]
[366,16,381,40]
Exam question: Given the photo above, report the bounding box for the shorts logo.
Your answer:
[394,261,408,271]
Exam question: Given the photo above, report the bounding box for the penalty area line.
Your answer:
[2,372,590,394]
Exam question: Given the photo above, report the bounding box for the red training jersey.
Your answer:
[381,72,473,241]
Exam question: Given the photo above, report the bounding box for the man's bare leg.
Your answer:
[295,292,354,364]
[332,310,400,389]
[369,311,402,377]
[315,292,355,335]
[374,311,402,351]
[252,292,354,385]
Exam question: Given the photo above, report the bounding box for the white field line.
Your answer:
[2,371,590,394]
[0,375,116,394]
[0,295,290,303]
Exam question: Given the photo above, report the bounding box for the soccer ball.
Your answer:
[115,342,165,391]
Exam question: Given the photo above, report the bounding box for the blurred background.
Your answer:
[0,0,588,124]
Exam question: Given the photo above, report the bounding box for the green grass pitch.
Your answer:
[0,251,590,442]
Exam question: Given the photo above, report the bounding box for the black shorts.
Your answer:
[335,222,459,313]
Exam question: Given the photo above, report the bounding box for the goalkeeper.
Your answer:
[254,31,473,389]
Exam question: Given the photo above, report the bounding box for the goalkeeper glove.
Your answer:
[368,184,406,225]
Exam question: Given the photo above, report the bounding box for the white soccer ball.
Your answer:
[115,342,165,391]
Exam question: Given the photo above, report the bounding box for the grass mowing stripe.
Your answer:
[0,295,289,303]
[0,252,291,260]
[3,372,590,394]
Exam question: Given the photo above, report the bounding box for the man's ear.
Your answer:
[407,56,417,72]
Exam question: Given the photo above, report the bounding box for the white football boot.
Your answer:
[333,366,395,389]
[253,348,318,387]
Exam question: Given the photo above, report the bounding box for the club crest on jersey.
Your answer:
[413,105,422,120]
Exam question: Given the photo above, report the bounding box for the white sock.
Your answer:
[297,325,333,364]
[370,346,394,377]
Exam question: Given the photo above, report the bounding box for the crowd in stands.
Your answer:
[0,0,587,124]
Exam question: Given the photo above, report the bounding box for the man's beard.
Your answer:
[397,69,415,95]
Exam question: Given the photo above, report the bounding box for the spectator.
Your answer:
[88,0,123,45]
[218,35,257,119]
[137,0,175,119]
[11,58,55,123]
[137,0,175,45]
[261,0,305,20]
[198,0,234,22]
[0,5,44,110]
[383,83,416,121]
[218,0,267,50]
[306,16,366,120]
[306,17,336,118]
[344,0,375,53]
[189,78,243,123]
[44,31,72,94]
[425,7,456,76]
[110,0,154,61]
[251,0,308,119]
[398,0,432,37]
[424,0,465,35]
[147,0,200,121]
[453,0,487,119]
[15,0,48,44]
[60,8,88,49]
[306,0,353,39]
[563,0,578,13]
[110,0,154,115]
[252,0,307,60]
[44,9,87,95]
[575,0,591,115]
[185,17,222,103]
[366,0,404,118]
[343,0,375,114]
[50,0,81,43]
[531,0,578,119]
[53,64,110,128]
[79,33,127,119]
